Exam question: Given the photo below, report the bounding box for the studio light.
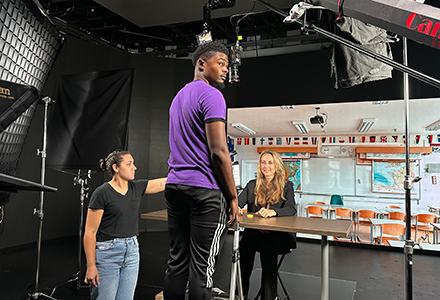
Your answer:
[232,123,256,135]
[358,118,376,133]
[207,0,236,10]
[425,119,440,131]
[292,120,308,134]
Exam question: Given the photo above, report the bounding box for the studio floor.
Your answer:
[1,230,439,300]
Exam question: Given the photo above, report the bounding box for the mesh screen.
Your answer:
[0,0,63,175]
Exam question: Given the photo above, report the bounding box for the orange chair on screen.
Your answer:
[386,205,402,209]
[414,214,437,243]
[307,206,323,218]
[313,201,326,205]
[356,210,376,243]
[380,223,405,245]
[389,211,406,221]
[333,208,353,241]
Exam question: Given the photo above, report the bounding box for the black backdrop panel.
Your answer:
[0,80,40,132]
[47,68,135,170]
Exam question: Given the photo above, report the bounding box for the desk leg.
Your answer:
[229,224,243,300]
[321,235,329,300]
[433,227,438,245]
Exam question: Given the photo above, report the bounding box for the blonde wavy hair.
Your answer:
[254,149,287,207]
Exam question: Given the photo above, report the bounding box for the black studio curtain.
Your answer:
[47,69,135,171]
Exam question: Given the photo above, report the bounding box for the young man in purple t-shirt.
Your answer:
[164,41,239,300]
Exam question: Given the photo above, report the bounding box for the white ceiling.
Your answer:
[227,98,440,138]
[95,0,296,28]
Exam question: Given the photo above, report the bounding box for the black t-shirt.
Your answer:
[88,179,149,242]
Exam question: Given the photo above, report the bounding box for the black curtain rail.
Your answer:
[253,0,440,90]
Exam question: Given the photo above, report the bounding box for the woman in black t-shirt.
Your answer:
[83,149,166,300]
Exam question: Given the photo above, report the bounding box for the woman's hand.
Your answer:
[256,207,277,218]
[84,265,100,287]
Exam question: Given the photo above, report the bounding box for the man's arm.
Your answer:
[205,121,239,225]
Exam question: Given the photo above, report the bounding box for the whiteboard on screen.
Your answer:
[302,157,356,195]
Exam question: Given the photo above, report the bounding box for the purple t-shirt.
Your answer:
[167,80,226,189]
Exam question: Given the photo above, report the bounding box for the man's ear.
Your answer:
[197,58,204,72]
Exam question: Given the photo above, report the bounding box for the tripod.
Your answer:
[28,96,58,300]
[50,169,94,296]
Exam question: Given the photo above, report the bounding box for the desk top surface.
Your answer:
[430,223,440,230]
[141,209,353,238]
[369,218,406,225]
[0,173,57,193]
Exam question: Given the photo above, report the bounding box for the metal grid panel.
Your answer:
[0,0,63,175]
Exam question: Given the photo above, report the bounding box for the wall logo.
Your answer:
[0,86,14,100]
[406,13,440,47]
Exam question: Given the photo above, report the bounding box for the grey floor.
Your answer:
[1,231,439,300]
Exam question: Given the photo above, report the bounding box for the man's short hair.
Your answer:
[191,41,229,66]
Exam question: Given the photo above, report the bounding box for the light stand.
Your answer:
[402,36,415,300]
[50,169,93,296]
[28,96,58,300]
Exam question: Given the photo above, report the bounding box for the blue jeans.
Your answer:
[90,236,140,300]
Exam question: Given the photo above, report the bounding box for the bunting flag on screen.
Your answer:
[294,137,300,145]
[244,138,249,145]
[415,135,421,144]
[227,137,234,154]
[302,137,309,144]
[380,136,387,143]
[286,137,291,145]
[268,137,273,145]
[392,136,398,142]
[260,137,265,145]
[47,69,135,170]
[252,138,256,145]
[237,138,242,145]
[276,137,282,145]
[428,135,433,144]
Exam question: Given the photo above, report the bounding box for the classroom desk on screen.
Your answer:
[141,210,353,300]
[369,218,406,245]
[431,223,440,244]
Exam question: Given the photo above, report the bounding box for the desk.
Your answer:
[142,210,353,300]
[0,173,57,193]
[431,223,440,244]
[386,240,440,251]
[386,240,420,249]
[419,242,440,251]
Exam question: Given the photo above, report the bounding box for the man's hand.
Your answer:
[228,198,240,226]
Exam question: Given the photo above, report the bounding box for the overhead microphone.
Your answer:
[229,39,242,84]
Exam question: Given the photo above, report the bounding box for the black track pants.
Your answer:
[163,184,228,300]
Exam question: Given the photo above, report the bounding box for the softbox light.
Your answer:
[46,68,135,171]
[0,80,40,132]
